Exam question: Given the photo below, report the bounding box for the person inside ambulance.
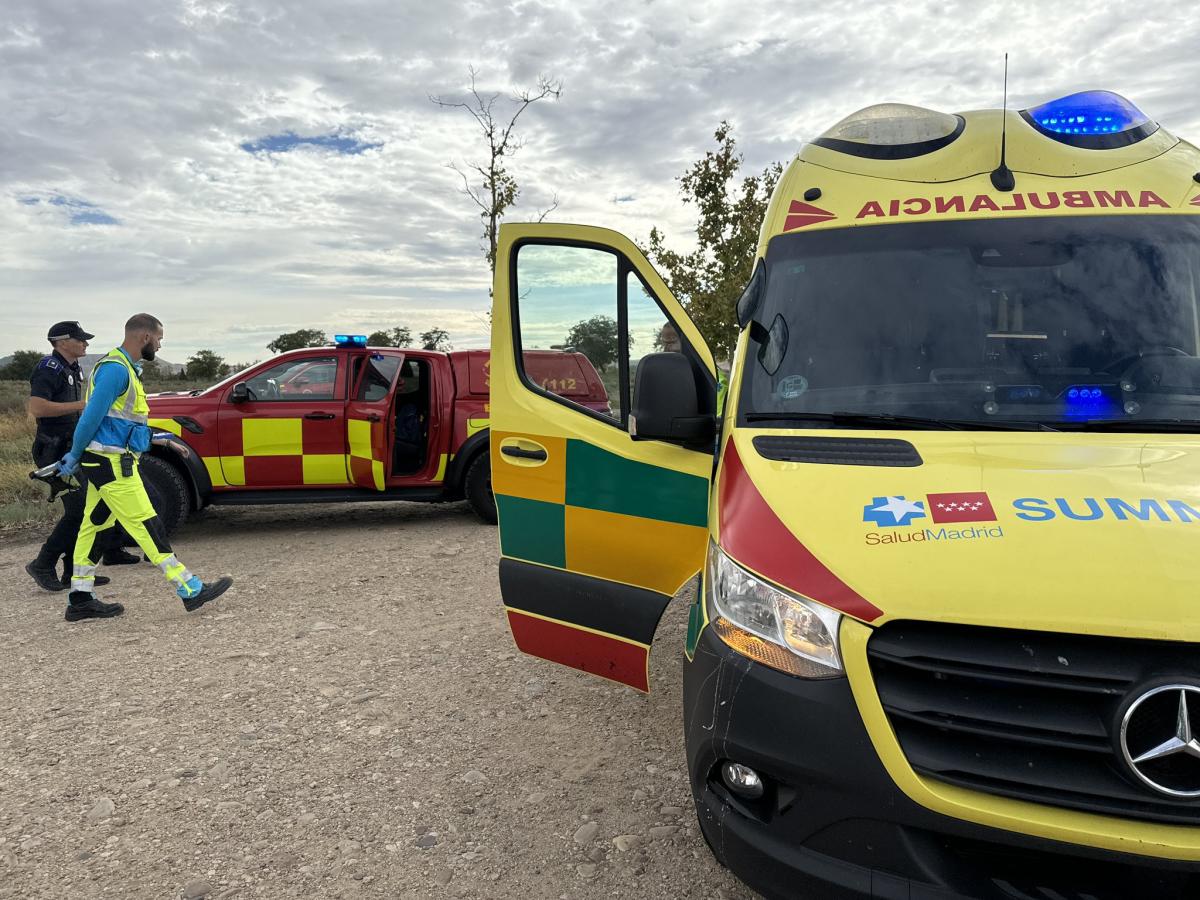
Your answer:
[57,313,233,622]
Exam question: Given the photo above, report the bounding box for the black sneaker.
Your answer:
[59,573,110,589]
[65,595,125,621]
[182,576,233,612]
[27,560,67,592]
[101,548,141,566]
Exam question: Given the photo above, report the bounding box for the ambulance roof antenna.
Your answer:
[990,53,1016,192]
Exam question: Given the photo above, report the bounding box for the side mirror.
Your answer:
[735,259,766,328]
[629,353,715,446]
[230,382,249,404]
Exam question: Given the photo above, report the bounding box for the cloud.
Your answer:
[1,0,1198,361]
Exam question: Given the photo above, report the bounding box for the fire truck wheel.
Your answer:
[464,451,497,525]
[139,455,192,536]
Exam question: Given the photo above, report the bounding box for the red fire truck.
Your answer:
[140,336,609,532]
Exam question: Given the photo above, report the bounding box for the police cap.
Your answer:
[47,321,95,342]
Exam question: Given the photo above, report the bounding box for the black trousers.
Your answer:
[32,436,128,567]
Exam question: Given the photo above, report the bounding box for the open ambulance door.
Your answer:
[491,224,718,692]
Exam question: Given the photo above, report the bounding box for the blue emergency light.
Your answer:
[335,334,368,348]
[1063,384,1117,419]
[1022,91,1157,149]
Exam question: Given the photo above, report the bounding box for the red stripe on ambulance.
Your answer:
[856,190,1170,220]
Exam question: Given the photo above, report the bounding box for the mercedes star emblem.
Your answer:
[1120,684,1200,799]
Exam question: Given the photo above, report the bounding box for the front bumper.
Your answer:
[682,626,1200,900]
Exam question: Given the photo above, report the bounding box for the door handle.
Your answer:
[501,446,547,461]
[365,414,382,423]
[304,412,336,420]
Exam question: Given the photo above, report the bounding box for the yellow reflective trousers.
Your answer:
[71,452,193,594]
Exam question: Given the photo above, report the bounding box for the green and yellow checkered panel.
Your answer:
[492,433,709,596]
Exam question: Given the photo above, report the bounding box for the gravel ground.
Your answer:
[0,501,757,900]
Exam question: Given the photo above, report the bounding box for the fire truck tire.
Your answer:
[140,455,192,536]
[464,451,497,525]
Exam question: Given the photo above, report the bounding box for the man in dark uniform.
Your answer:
[25,321,139,591]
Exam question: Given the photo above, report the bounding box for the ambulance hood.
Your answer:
[718,430,1200,642]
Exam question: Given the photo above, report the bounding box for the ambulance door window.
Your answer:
[514,244,621,424]
[625,270,678,416]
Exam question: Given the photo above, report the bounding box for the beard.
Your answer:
[141,342,157,361]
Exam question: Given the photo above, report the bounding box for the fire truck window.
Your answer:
[514,243,620,423]
[356,354,402,402]
[245,356,339,401]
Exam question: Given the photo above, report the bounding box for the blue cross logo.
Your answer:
[863,496,927,528]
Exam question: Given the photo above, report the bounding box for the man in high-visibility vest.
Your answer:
[58,313,232,622]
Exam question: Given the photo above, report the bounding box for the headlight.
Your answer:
[705,540,842,678]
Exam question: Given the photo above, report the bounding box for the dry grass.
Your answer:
[0,378,215,533]
[0,405,50,530]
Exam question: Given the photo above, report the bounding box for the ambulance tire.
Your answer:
[464,451,497,525]
[140,455,191,536]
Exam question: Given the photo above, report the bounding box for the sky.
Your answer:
[3,0,1199,365]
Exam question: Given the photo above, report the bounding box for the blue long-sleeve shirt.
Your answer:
[68,350,139,459]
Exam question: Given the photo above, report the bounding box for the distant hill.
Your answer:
[0,353,185,377]
[78,353,185,376]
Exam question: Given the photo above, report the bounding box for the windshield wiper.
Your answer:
[744,411,1057,431]
[1071,418,1200,433]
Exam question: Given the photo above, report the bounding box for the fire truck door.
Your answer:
[346,351,404,492]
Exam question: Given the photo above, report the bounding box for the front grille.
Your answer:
[867,621,1200,824]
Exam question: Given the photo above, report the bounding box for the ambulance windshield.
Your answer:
[740,215,1200,430]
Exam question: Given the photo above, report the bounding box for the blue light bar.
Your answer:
[1023,91,1156,148]
[335,334,368,348]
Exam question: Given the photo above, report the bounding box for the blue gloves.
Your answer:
[59,453,81,477]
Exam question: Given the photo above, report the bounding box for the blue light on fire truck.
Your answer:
[335,334,368,348]
[1025,91,1150,135]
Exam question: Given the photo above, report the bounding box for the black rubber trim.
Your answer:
[811,116,965,160]
[444,429,489,495]
[171,416,204,434]
[752,436,922,467]
[1020,109,1160,150]
[209,487,445,505]
[499,557,669,646]
[149,434,212,509]
[500,446,546,461]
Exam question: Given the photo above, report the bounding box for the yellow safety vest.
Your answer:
[85,348,150,455]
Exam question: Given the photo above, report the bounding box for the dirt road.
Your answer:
[0,502,756,899]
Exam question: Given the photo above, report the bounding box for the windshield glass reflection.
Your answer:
[739,215,1200,430]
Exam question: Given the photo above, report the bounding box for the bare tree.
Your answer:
[432,68,562,273]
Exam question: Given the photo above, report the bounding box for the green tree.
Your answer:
[140,358,162,380]
[432,68,562,273]
[646,121,782,362]
[1,349,44,380]
[267,329,327,353]
[185,349,229,381]
[419,328,452,351]
[367,327,413,348]
[564,315,619,372]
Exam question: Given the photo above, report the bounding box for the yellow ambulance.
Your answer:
[489,91,1200,898]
